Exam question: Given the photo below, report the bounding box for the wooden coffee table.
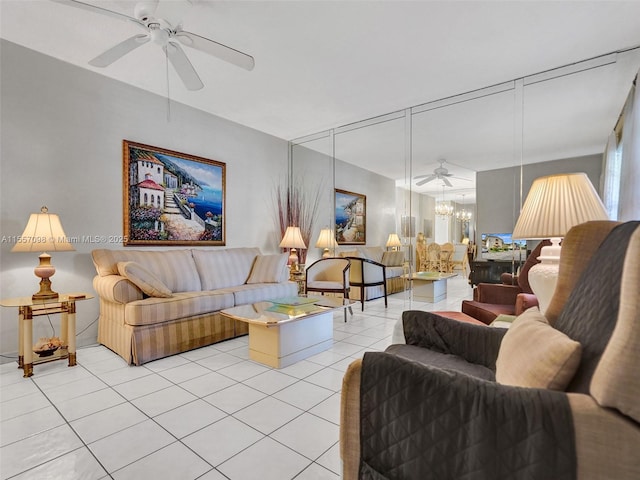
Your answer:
[220,296,350,368]
[403,272,457,302]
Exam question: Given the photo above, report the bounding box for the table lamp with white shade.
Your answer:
[512,173,609,314]
[386,233,402,251]
[11,206,76,300]
[315,227,337,258]
[279,226,307,273]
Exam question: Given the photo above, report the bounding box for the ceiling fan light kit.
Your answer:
[50,0,255,91]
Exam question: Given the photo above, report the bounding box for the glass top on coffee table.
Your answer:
[221,295,351,326]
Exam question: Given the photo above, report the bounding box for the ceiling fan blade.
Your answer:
[416,175,437,186]
[442,177,453,187]
[50,0,145,28]
[89,35,150,67]
[165,42,204,91]
[451,176,472,181]
[175,31,255,71]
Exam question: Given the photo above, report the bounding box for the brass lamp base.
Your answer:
[33,253,59,301]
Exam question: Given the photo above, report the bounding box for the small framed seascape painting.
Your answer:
[335,188,366,245]
[122,140,225,246]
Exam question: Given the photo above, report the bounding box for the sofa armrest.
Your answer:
[340,358,362,480]
[515,293,539,315]
[474,282,521,304]
[93,275,143,304]
[402,310,507,369]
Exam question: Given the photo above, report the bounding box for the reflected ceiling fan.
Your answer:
[414,159,470,187]
[50,0,255,91]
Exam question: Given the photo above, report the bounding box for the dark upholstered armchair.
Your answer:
[341,221,640,480]
[461,240,549,324]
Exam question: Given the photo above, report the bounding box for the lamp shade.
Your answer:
[512,173,608,240]
[386,233,402,248]
[315,228,337,249]
[11,207,75,253]
[279,226,307,249]
[512,173,608,315]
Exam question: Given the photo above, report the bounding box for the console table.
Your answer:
[0,293,93,377]
[403,272,457,302]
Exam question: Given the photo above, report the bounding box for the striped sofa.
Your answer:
[92,248,297,365]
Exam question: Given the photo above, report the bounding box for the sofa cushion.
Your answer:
[192,247,260,290]
[590,224,640,423]
[117,261,172,298]
[381,250,404,267]
[496,307,582,390]
[339,250,360,258]
[246,253,288,284]
[92,249,201,292]
[124,291,235,327]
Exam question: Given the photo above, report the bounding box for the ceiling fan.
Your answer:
[414,159,470,187]
[50,0,255,91]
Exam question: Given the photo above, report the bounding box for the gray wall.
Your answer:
[0,40,292,356]
[290,142,398,266]
[476,154,603,250]
[0,40,400,358]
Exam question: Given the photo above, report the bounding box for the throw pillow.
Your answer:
[339,250,360,258]
[495,307,582,390]
[246,253,288,284]
[117,261,172,298]
[381,250,404,267]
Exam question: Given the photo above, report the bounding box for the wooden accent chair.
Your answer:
[305,258,353,322]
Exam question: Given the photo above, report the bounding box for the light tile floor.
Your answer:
[0,276,473,480]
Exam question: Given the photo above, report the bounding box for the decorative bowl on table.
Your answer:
[33,336,63,357]
[33,345,59,357]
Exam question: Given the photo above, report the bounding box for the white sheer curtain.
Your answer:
[601,71,639,221]
[601,130,621,220]
[618,74,639,221]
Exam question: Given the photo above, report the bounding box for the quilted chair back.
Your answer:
[546,221,619,324]
[551,221,635,395]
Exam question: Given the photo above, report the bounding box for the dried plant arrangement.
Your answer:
[273,178,324,265]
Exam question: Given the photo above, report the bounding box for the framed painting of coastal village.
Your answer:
[335,188,366,245]
[123,140,225,246]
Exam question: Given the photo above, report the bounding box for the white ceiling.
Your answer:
[2,1,640,202]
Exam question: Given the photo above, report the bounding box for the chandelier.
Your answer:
[456,194,472,224]
[435,186,454,217]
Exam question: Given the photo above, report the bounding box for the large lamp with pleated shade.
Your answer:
[512,173,608,314]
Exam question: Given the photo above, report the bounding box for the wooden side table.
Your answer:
[0,293,93,377]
